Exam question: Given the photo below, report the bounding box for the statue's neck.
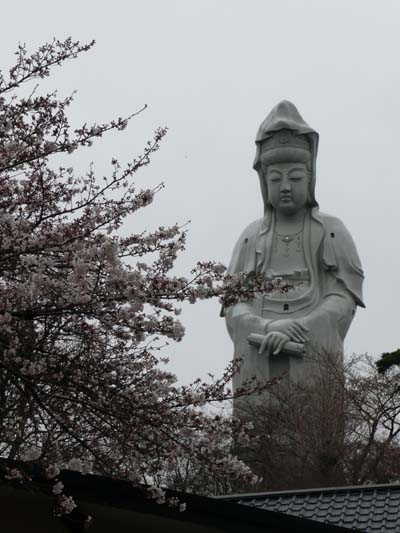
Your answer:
[274,208,307,234]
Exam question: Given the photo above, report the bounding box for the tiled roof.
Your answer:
[218,483,400,532]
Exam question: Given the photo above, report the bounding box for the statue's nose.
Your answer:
[281,179,291,191]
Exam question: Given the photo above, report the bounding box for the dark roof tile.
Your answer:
[222,483,400,532]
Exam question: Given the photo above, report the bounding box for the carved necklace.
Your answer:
[274,229,303,243]
[273,230,303,256]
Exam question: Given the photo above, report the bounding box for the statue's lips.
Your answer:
[280,195,292,201]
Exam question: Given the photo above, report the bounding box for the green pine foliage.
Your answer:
[376,349,400,374]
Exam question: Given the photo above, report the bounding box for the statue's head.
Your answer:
[260,129,311,215]
[253,100,319,214]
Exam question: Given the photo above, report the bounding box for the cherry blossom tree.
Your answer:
[0,38,275,512]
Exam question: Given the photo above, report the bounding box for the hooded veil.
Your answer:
[253,100,319,212]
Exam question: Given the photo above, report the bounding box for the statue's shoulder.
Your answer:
[238,217,265,239]
[317,211,353,237]
[227,218,265,274]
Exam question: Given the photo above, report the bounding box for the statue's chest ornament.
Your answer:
[273,230,303,257]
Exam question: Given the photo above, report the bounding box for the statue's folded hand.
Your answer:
[267,319,309,343]
[258,331,290,356]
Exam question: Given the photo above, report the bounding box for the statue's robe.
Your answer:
[223,207,365,393]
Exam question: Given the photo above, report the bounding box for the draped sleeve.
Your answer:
[318,213,365,308]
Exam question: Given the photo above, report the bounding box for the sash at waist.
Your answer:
[260,286,316,315]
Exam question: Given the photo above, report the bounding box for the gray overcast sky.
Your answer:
[2,0,400,383]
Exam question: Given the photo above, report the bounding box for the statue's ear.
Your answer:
[307,173,312,204]
[260,161,268,175]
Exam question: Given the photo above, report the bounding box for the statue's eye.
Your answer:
[269,176,281,182]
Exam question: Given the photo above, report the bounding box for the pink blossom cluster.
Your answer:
[0,38,275,510]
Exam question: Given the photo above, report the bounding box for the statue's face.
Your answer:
[265,162,309,214]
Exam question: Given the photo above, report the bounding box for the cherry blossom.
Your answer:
[0,38,276,512]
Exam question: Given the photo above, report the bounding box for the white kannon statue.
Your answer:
[223,101,365,399]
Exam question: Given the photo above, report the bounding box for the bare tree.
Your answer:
[234,350,400,491]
